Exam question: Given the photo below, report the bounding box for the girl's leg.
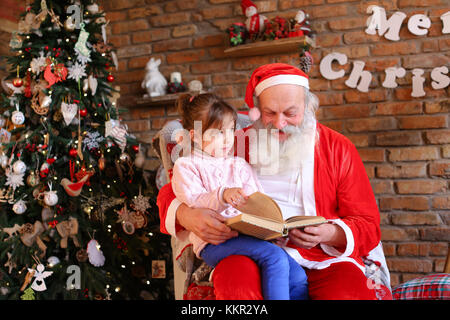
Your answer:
[286,253,309,300]
[200,235,291,300]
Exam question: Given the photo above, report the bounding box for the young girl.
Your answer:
[171,93,308,300]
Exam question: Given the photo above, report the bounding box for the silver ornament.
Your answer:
[12,160,27,174]
[12,200,27,214]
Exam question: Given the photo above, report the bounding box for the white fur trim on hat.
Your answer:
[248,107,261,121]
[254,74,309,96]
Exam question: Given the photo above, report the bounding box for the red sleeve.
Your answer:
[156,182,184,235]
[336,140,381,257]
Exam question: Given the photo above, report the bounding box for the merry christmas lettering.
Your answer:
[319,6,450,97]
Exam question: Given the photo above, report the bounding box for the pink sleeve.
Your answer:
[172,158,228,212]
[238,159,264,196]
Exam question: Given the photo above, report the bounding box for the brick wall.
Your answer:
[0,0,440,287]
[99,0,449,287]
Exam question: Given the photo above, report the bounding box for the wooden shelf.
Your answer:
[134,91,194,108]
[223,36,315,58]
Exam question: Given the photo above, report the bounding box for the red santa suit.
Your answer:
[157,64,392,300]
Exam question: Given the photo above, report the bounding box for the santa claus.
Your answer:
[157,63,392,300]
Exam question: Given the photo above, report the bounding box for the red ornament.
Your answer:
[79,108,88,117]
[69,148,78,157]
[132,145,139,153]
[12,78,23,88]
[106,74,115,82]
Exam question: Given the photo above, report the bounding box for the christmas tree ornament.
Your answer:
[67,62,87,82]
[69,148,78,157]
[56,217,80,248]
[131,187,151,213]
[5,168,25,191]
[20,287,35,300]
[20,221,47,255]
[227,23,247,46]
[87,3,99,14]
[119,152,130,163]
[60,171,94,197]
[40,162,49,178]
[74,23,91,58]
[12,199,27,214]
[11,108,25,126]
[13,69,24,88]
[87,239,105,267]
[12,160,27,174]
[47,256,60,267]
[4,252,17,274]
[83,131,104,151]
[79,108,88,117]
[26,170,40,187]
[0,153,8,169]
[106,74,115,82]
[76,249,88,263]
[98,153,106,171]
[61,100,78,125]
[9,31,22,49]
[43,184,58,206]
[41,206,53,223]
[64,16,76,32]
[134,148,145,168]
[29,264,53,291]
[44,60,68,88]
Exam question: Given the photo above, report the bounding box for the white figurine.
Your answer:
[29,264,53,291]
[241,0,267,39]
[141,58,167,98]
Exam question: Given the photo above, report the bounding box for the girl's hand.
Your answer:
[223,188,248,207]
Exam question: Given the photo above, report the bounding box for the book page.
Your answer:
[235,192,283,222]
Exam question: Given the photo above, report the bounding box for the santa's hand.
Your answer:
[177,204,238,245]
[288,223,346,250]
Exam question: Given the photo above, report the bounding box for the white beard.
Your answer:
[249,113,317,176]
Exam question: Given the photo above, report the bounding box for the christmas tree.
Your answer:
[0,0,173,300]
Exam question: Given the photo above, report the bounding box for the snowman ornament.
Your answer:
[29,264,53,291]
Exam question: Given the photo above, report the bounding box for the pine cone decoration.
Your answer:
[299,51,313,74]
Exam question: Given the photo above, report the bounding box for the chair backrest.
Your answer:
[151,113,252,184]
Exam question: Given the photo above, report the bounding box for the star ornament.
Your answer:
[5,169,25,191]
[131,194,151,213]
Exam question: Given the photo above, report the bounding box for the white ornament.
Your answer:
[0,154,8,169]
[29,264,53,291]
[43,190,58,206]
[188,80,203,92]
[87,4,99,14]
[47,256,60,267]
[5,170,25,191]
[82,75,98,95]
[61,102,78,126]
[87,239,105,267]
[141,57,167,98]
[12,200,27,214]
[0,116,5,128]
[11,110,25,125]
[12,160,27,174]
[67,61,87,82]
[30,52,47,75]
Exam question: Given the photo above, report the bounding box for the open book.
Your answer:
[225,192,328,241]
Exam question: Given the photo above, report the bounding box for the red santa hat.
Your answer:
[245,63,309,121]
[241,0,257,15]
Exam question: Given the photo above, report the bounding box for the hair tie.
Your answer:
[189,95,195,103]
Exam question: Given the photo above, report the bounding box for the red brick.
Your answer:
[381,227,419,241]
[398,115,447,129]
[425,130,450,144]
[315,92,344,106]
[372,42,418,56]
[375,131,422,146]
[316,33,342,47]
[232,56,272,71]
[388,146,440,161]
[116,44,152,59]
[125,119,151,132]
[375,101,422,115]
[392,212,442,226]
[420,227,450,241]
[166,49,206,64]
[346,118,396,133]
[212,72,249,85]
[379,196,430,211]
[111,19,149,34]
[132,29,170,44]
[343,30,382,44]
[346,134,369,147]
[358,149,385,162]
[396,180,447,194]
[387,258,433,273]
[398,0,446,7]
[201,6,233,19]
[279,0,324,10]
[153,38,191,53]
[323,105,371,119]
[377,163,427,178]
[432,196,450,209]
[328,17,366,31]
[193,34,226,48]
[429,160,450,177]
[150,12,190,27]
[128,6,162,19]
[309,4,348,18]
[371,180,393,194]
[191,61,229,74]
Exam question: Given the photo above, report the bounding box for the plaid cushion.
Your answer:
[392,273,450,300]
